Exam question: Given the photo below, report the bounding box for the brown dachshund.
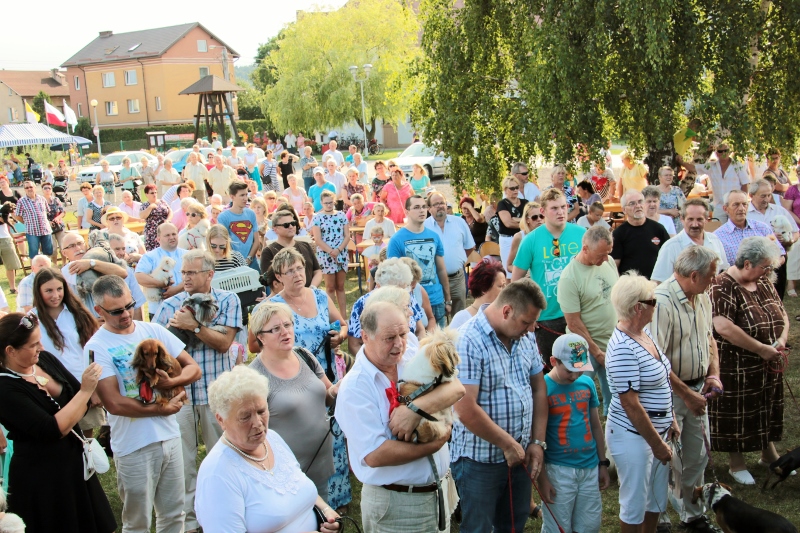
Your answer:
[131,339,185,406]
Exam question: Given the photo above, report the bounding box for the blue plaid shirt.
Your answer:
[450,310,545,464]
[153,288,242,405]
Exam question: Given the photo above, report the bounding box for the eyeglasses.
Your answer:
[107,216,123,222]
[181,269,210,277]
[517,171,529,176]
[280,266,305,277]
[506,186,519,191]
[20,312,38,329]
[756,264,774,273]
[638,299,657,307]
[209,243,227,250]
[430,202,446,208]
[98,301,136,316]
[409,205,427,211]
[62,242,83,251]
[275,221,299,228]
[259,321,294,335]
[23,186,34,190]
[552,238,560,257]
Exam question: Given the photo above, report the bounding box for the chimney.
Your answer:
[99,30,113,38]
[51,68,62,82]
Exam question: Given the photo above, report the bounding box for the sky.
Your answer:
[1,0,348,70]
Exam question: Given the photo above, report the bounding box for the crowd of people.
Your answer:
[0,137,796,533]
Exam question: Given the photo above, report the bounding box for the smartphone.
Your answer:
[88,350,95,364]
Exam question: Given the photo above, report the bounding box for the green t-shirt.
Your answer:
[557,258,619,351]
[512,223,585,321]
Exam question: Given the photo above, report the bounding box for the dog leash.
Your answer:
[699,417,720,483]
[506,464,566,533]
[764,348,800,419]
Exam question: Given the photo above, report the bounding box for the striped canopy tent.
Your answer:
[0,123,75,148]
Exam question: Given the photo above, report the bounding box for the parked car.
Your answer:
[165,149,204,173]
[77,151,158,183]
[393,142,450,180]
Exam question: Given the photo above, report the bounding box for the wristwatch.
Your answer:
[89,259,96,268]
[531,439,547,450]
[193,325,201,334]
[599,459,611,467]
[445,300,453,305]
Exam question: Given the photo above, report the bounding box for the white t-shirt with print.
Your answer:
[87,321,185,457]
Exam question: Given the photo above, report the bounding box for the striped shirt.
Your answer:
[714,219,784,266]
[451,309,545,464]
[649,276,712,382]
[214,251,247,272]
[15,194,52,236]
[606,328,673,434]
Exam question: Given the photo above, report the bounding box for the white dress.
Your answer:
[196,431,319,533]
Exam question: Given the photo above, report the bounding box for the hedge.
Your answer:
[94,120,279,144]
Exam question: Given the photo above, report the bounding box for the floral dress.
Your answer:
[659,185,686,232]
[87,201,111,231]
[311,212,349,274]
[271,287,352,510]
[140,200,170,251]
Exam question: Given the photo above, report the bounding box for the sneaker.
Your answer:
[680,516,722,532]
[728,468,755,485]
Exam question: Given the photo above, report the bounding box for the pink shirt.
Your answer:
[382,182,414,224]
[172,209,187,231]
[785,185,800,219]
[119,201,142,219]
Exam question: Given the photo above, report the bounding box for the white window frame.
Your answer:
[8,108,13,122]
[77,103,83,117]
[102,72,115,88]
[155,96,162,111]
[197,40,208,52]
[199,66,209,78]
[127,99,140,114]
[105,101,118,116]
[74,76,80,90]
[124,70,137,86]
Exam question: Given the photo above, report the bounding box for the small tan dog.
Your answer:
[397,329,460,443]
[131,339,185,405]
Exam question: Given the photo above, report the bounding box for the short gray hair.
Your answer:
[365,286,410,312]
[620,189,643,208]
[511,162,528,175]
[249,302,294,342]
[641,185,661,200]
[361,300,407,337]
[183,249,215,272]
[375,258,413,288]
[723,189,748,207]
[91,275,128,305]
[583,225,612,248]
[749,179,772,196]
[494,278,546,314]
[610,272,656,321]
[208,365,270,419]
[31,255,52,269]
[674,246,719,278]
[735,236,780,269]
[108,233,125,244]
[272,247,305,276]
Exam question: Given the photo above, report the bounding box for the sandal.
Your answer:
[788,289,798,297]
[530,503,543,519]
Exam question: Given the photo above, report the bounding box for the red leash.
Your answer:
[507,464,566,533]
[764,349,800,418]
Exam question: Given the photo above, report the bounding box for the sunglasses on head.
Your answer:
[20,312,39,329]
[552,238,560,257]
[99,301,136,316]
[275,221,299,228]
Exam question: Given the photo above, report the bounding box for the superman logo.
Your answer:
[230,220,253,243]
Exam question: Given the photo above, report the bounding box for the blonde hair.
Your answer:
[610,272,656,321]
[250,197,268,217]
[186,202,206,218]
[501,176,520,190]
[250,301,294,342]
[206,224,232,259]
[519,202,542,233]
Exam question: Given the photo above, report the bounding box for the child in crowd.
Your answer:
[361,226,387,278]
[538,333,610,533]
[577,202,611,230]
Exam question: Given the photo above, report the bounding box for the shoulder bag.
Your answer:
[71,429,110,480]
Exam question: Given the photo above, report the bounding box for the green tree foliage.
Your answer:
[32,91,52,121]
[414,0,800,194]
[251,33,282,93]
[262,0,420,139]
[236,80,266,120]
[74,117,94,141]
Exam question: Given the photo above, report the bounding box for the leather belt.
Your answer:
[683,377,704,387]
[382,482,438,493]
[447,270,462,278]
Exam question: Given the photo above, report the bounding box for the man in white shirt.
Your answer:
[90,275,200,533]
[747,179,799,298]
[424,192,475,315]
[284,129,297,154]
[353,152,369,185]
[323,158,346,209]
[651,199,729,283]
[208,157,237,203]
[16,255,51,312]
[135,223,187,319]
[182,152,209,188]
[512,161,541,201]
[679,143,749,222]
[60,231,129,316]
[322,140,344,167]
[211,136,222,149]
[336,300,464,531]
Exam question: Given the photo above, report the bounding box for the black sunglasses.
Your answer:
[99,301,136,316]
[275,221,299,229]
[639,299,657,308]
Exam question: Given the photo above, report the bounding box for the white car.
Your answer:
[393,143,450,180]
[77,151,158,183]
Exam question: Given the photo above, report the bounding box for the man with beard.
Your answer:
[610,190,670,279]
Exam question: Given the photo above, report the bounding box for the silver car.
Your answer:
[392,143,450,180]
[77,151,158,183]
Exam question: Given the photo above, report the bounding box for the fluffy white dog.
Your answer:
[143,256,177,304]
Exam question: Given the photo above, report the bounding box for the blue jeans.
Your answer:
[431,302,446,329]
[452,457,532,533]
[26,233,53,258]
[303,176,315,192]
[587,353,612,416]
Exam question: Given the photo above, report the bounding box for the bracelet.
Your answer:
[320,506,334,516]
[704,375,720,383]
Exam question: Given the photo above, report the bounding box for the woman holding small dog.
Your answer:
[605,272,680,533]
[0,312,116,533]
[32,267,106,438]
[195,365,340,533]
[248,301,337,501]
[709,236,789,485]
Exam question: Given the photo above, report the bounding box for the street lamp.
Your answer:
[349,63,372,157]
[90,99,101,156]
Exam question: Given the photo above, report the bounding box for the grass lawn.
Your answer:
[366,149,402,161]
[3,265,800,531]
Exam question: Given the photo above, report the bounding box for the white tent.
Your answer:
[0,123,76,149]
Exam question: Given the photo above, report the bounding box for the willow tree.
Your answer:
[262,0,420,139]
[414,0,800,193]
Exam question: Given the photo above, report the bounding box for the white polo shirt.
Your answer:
[424,215,475,274]
[650,230,729,283]
[336,346,449,486]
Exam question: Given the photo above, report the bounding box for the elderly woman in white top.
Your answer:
[605,273,679,533]
[118,190,143,222]
[196,365,341,533]
[102,206,145,255]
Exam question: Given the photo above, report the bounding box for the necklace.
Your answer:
[222,435,273,474]
[7,365,49,387]
[284,289,308,312]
